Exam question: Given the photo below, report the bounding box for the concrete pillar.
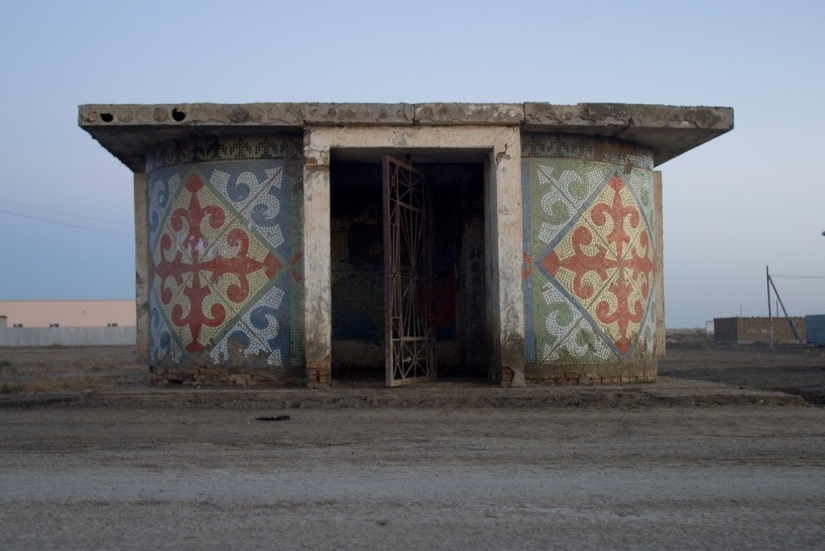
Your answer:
[654,171,666,356]
[302,129,332,387]
[487,129,526,387]
[133,172,149,362]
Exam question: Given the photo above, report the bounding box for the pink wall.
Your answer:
[0,301,135,328]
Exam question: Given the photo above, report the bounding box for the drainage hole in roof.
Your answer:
[100,113,114,122]
[172,108,187,122]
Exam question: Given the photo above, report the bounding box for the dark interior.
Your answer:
[329,158,487,383]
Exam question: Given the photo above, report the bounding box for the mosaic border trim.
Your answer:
[521,133,653,170]
[147,134,303,172]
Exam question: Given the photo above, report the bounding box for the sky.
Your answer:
[1,0,824,328]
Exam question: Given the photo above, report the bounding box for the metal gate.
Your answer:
[383,155,436,386]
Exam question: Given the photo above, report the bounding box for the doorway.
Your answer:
[329,151,488,386]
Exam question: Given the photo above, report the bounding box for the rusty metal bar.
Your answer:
[382,155,435,387]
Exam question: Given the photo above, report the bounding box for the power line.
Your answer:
[0,198,132,226]
[771,274,825,280]
[0,209,133,238]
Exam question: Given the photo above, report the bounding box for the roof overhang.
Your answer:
[78,102,733,172]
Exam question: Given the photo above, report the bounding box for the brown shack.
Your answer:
[714,317,806,344]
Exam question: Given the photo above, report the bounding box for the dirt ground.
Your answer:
[2,330,825,407]
[1,333,824,549]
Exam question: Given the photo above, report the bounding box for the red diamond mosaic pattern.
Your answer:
[540,174,654,356]
[153,174,283,353]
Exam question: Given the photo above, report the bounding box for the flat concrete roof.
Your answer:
[79,102,733,172]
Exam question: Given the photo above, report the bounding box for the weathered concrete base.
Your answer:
[500,367,513,386]
[499,367,527,388]
[500,367,528,387]
[149,366,303,387]
[524,366,657,385]
[305,362,332,389]
[524,354,657,385]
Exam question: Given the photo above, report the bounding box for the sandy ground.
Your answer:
[1,336,824,549]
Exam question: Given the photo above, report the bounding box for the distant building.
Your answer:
[805,315,825,345]
[0,300,135,328]
[0,301,136,347]
[714,317,806,344]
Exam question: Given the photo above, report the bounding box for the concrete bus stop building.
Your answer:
[79,102,732,387]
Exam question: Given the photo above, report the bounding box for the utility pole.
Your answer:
[766,267,805,346]
[767,265,774,348]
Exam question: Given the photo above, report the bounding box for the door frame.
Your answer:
[302,126,525,388]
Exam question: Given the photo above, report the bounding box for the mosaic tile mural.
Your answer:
[147,136,303,368]
[522,142,656,366]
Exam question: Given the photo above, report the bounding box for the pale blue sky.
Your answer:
[1,0,824,328]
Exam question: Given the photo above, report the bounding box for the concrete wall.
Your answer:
[714,317,806,344]
[0,326,136,347]
[0,301,135,328]
[145,135,305,386]
[134,172,149,361]
[653,171,666,356]
[521,134,658,383]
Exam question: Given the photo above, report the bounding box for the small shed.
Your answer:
[805,315,825,345]
[714,316,806,344]
[79,102,733,387]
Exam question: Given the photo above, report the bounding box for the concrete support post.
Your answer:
[654,171,666,357]
[133,172,149,362]
[487,128,526,387]
[302,130,332,388]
